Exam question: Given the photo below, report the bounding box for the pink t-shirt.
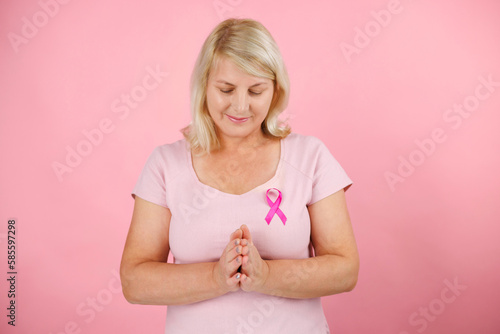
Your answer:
[132,132,352,334]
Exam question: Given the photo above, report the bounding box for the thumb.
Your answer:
[240,224,252,244]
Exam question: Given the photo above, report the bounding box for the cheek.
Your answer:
[207,91,230,112]
[254,94,274,113]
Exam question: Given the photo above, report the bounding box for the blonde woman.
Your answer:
[120,18,359,333]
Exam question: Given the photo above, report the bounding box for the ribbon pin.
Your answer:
[265,188,287,225]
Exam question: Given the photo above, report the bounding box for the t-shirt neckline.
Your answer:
[185,136,286,197]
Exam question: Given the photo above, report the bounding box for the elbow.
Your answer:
[344,256,359,292]
[344,272,358,292]
[122,286,140,305]
[120,266,142,304]
[331,254,358,293]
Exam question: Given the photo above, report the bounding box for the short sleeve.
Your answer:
[131,147,169,208]
[307,138,353,205]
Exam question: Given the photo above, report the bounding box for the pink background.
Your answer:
[1,0,500,333]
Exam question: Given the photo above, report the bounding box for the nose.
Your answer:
[231,90,249,113]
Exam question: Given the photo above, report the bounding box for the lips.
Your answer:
[226,114,250,123]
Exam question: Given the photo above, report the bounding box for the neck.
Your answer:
[216,129,269,154]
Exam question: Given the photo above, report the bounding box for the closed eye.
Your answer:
[219,89,262,95]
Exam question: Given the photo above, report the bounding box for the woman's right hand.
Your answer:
[213,229,249,293]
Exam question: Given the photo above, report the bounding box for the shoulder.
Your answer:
[285,132,328,144]
[143,138,189,181]
[152,138,189,160]
[282,133,333,175]
[284,132,328,150]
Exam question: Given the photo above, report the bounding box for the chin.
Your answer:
[219,125,260,138]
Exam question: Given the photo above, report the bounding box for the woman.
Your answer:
[120,18,359,333]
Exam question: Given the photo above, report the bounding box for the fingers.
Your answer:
[217,227,254,293]
[222,240,242,269]
[221,270,241,293]
[217,238,244,293]
[214,260,240,293]
[230,228,243,242]
[240,224,252,244]
[223,236,250,272]
[239,273,252,292]
[241,254,249,267]
[240,243,254,278]
[226,272,242,287]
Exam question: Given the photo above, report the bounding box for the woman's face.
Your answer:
[206,56,274,142]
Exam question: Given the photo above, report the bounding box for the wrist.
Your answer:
[211,262,226,295]
[257,259,271,294]
[211,262,222,294]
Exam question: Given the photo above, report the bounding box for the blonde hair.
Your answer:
[181,18,291,154]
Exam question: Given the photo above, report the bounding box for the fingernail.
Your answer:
[234,239,240,246]
[236,273,241,279]
[236,246,241,253]
[236,256,241,263]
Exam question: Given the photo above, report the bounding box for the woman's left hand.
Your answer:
[239,224,270,293]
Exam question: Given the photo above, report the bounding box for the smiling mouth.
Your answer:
[226,114,250,123]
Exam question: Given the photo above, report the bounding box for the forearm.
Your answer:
[121,261,223,305]
[259,254,358,299]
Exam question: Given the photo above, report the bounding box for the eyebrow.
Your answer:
[215,80,268,88]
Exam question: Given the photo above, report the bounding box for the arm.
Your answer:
[120,196,243,305]
[239,188,359,298]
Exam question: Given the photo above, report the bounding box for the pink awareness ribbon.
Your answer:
[265,188,287,225]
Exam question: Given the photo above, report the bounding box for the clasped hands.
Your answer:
[213,224,269,293]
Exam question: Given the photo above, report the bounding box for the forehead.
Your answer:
[209,56,271,85]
